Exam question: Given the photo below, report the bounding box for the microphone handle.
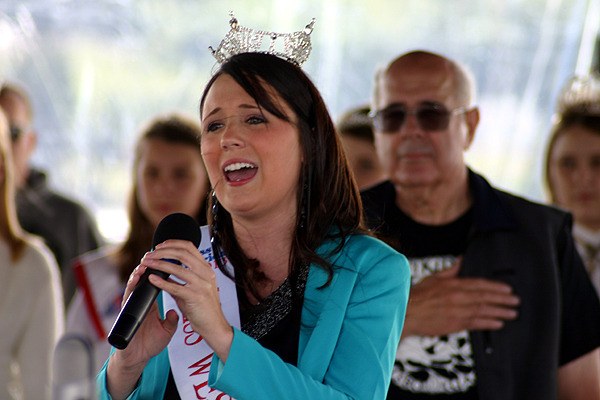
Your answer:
[107,268,169,350]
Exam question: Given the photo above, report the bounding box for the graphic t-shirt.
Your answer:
[383,202,478,399]
[362,177,600,399]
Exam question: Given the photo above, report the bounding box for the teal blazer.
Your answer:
[98,233,410,399]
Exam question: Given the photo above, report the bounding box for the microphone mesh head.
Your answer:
[152,213,201,248]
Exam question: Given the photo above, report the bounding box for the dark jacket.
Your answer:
[362,169,600,400]
[17,168,103,305]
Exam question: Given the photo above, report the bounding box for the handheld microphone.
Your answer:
[107,213,201,350]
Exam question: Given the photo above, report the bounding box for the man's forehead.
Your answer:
[378,66,456,107]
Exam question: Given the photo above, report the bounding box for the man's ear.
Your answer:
[464,107,479,150]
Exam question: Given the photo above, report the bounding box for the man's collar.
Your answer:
[467,168,516,232]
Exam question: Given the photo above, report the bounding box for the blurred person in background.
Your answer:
[545,72,600,297]
[65,113,210,373]
[0,82,103,306]
[337,105,387,190]
[0,108,64,399]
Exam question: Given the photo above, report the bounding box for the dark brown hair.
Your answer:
[0,110,27,262]
[115,113,209,281]
[199,52,366,299]
[544,106,600,203]
[337,105,375,143]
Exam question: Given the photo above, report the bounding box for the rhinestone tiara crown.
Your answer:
[209,12,316,67]
[556,72,600,115]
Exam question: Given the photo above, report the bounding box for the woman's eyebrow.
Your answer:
[204,103,260,120]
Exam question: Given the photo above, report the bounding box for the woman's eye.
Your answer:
[173,169,192,181]
[558,157,576,170]
[205,121,223,133]
[590,156,600,169]
[246,115,266,125]
[143,167,159,180]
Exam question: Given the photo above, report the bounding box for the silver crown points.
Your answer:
[209,12,316,67]
[556,72,600,116]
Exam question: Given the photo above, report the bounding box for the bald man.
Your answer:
[362,51,600,399]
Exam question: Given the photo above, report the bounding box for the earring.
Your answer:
[299,168,311,229]
[210,189,220,244]
[210,189,219,247]
[210,189,227,272]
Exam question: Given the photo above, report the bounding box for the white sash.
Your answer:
[162,225,240,399]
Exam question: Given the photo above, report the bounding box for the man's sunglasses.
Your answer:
[370,103,468,132]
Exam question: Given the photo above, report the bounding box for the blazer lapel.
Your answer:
[297,253,358,380]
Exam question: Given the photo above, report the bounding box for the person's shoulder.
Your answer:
[76,245,116,262]
[336,234,411,295]
[72,246,120,295]
[47,189,93,214]
[19,236,59,277]
[344,232,398,252]
[338,233,409,274]
[27,168,94,213]
[470,169,571,228]
[494,187,570,225]
[74,246,118,269]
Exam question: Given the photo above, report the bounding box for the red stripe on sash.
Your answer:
[73,260,107,339]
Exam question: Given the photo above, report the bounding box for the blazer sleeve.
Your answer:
[209,240,410,399]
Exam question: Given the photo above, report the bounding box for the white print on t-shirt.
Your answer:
[391,255,476,394]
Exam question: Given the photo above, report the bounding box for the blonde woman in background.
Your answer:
[0,109,64,399]
[545,73,600,296]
